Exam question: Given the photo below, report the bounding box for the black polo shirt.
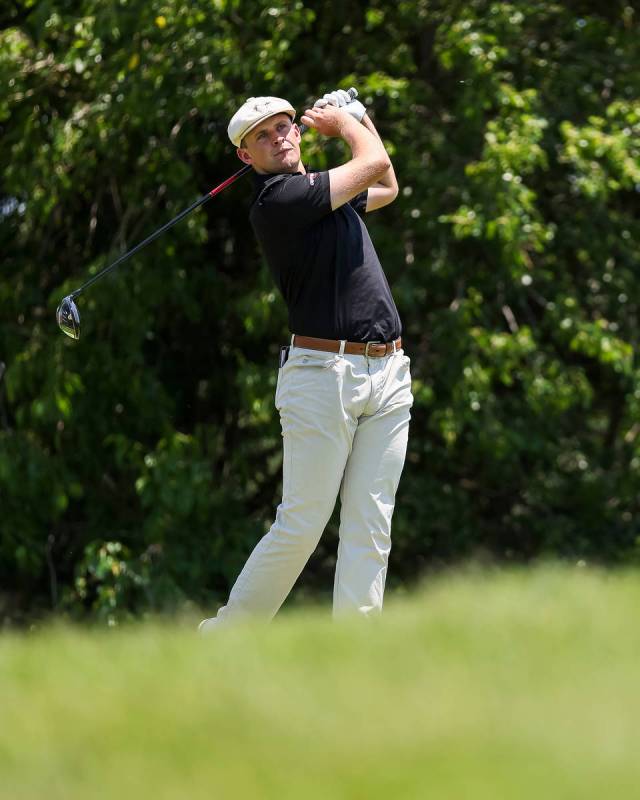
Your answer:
[249,169,401,343]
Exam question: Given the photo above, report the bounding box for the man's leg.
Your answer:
[212,349,364,624]
[333,353,413,616]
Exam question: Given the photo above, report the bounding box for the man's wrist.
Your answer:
[336,112,365,141]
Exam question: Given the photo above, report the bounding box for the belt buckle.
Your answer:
[364,340,382,357]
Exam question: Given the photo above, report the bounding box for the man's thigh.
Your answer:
[339,354,413,520]
[276,347,361,503]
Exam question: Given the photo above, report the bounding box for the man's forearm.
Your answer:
[338,113,389,168]
[361,114,398,191]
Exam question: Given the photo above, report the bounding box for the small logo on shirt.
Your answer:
[308,172,317,186]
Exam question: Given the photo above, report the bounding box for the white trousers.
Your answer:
[215,344,413,622]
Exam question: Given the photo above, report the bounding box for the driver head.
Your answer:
[57,296,81,340]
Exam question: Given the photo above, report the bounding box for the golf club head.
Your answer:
[56,295,81,340]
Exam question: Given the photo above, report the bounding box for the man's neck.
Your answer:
[254,161,306,176]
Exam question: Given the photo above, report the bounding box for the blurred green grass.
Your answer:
[2,565,640,799]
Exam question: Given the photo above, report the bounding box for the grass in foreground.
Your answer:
[2,565,640,799]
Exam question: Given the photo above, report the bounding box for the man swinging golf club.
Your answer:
[199,87,413,630]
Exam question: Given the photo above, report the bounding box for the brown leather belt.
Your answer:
[292,335,402,358]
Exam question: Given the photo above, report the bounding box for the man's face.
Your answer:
[237,113,302,174]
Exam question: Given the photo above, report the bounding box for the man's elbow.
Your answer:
[382,173,399,205]
[373,155,392,180]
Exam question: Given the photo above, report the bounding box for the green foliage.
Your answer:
[1,1,639,622]
[64,540,153,625]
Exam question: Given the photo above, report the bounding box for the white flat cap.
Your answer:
[227,96,296,147]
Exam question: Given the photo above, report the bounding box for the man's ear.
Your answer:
[237,147,252,165]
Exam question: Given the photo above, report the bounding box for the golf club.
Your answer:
[56,87,359,340]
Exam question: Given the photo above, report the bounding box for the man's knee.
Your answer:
[271,498,335,549]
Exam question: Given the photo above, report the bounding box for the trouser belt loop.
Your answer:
[290,333,296,348]
[338,339,346,357]
[392,339,397,354]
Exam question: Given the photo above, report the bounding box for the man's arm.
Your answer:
[300,106,391,211]
[360,114,399,212]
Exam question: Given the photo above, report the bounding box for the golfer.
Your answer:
[200,88,413,629]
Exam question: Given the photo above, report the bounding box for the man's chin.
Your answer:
[274,161,300,174]
[258,154,301,174]
[272,152,300,170]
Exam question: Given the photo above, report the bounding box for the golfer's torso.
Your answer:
[250,171,401,343]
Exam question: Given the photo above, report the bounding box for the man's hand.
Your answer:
[300,105,361,138]
[313,88,367,122]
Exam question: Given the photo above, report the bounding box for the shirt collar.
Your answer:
[252,167,306,190]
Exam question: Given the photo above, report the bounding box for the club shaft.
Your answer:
[72,166,250,297]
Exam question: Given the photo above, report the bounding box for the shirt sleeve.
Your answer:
[349,190,369,218]
[256,171,332,230]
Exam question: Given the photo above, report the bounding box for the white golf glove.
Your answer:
[314,88,366,122]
